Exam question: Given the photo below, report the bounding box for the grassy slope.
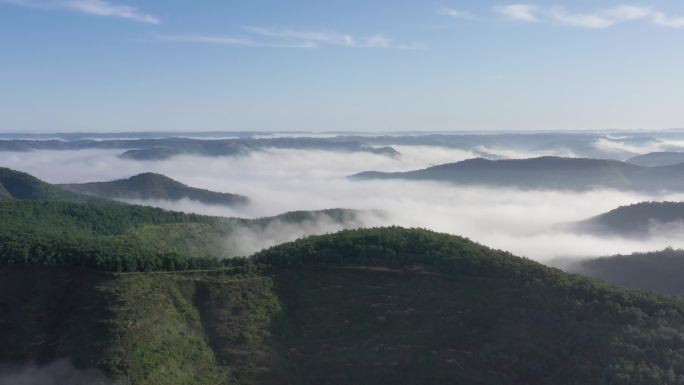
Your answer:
[107,272,281,385]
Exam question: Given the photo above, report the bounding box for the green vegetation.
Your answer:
[59,173,248,206]
[0,200,224,272]
[0,167,108,203]
[7,226,684,384]
[0,199,368,272]
[0,267,281,385]
[255,229,684,384]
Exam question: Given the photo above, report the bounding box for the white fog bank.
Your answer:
[3,146,684,262]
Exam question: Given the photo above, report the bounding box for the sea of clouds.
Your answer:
[3,139,684,263]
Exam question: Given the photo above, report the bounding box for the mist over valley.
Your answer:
[5,1,684,381]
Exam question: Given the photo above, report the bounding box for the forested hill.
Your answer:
[0,199,371,271]
[572,248,684,296]
[351,156,684,191]
[248,229,684,384]
[627,151,684,167]
[0,167,109,203]
[60,173,248,206]
[6,227,684,384]
[571,201,684,237]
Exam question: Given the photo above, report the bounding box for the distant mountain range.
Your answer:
[626,151,684,167]
[0,137,399,160]
[6,131,684,161]
[569,201,684,237]
[351,156,684,191]
[60,173,248,206]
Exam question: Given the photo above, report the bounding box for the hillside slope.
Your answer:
[0,199,373,270]
[0,267,279,385]
[60,173,248,206]
[0,167,108,203]
[6,228,684,384]
[627,152,684,167]
[570,201,684,237]
[351,156,684,191]
[572,248,684,296]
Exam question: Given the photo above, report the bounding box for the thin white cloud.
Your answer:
[494,3,684,29]
[163,27,425,50]
[364,34,391,48]
[158,35,316,49]
[550,6,615,29]
[603,5,652,21]
[1,0,158,23]
[244,26,424,50]
[494,4,539,22]
[245,26,357,46]
[438,7,475,20]
[653,12,684,28]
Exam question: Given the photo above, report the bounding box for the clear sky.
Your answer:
[1,0,683,132]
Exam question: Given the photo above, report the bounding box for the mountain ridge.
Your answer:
[59,172,248,207]
[570,201,684,237]
[351,156,684,191]
[0,167,111,204]
[627,151,684,167]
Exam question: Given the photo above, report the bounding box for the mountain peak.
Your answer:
[61,172,248,206]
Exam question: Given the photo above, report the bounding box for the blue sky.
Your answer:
[1,0,683,132]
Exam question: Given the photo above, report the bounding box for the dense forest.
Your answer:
[0,200,224,272]
[6,227,684,384]
[0,199,368,272]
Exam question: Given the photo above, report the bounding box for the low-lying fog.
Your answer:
[3,144,684,263]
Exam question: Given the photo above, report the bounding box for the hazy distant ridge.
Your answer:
[571,201,684,237]
[352,156,684,191]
